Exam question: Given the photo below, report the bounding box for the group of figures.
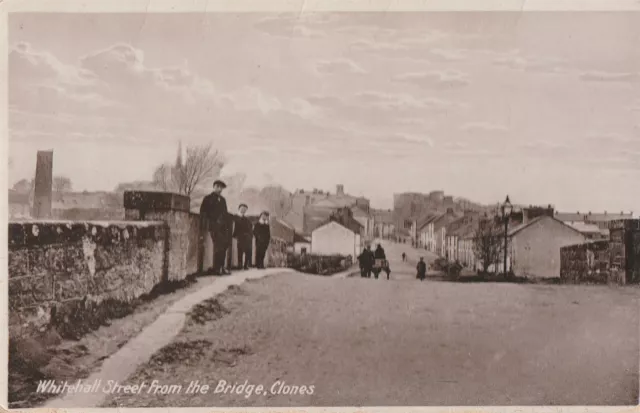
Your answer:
[199,180,272,275]
[357,243,392,280]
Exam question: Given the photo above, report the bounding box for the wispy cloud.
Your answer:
[460,122,509,133]
[394,70,469,89]
[252,14,327,39]
[579,71,638,83]
[492,50,569,75]
[315,58,366,75]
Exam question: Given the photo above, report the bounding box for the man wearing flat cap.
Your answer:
[233,203,253,270]
[200,180,230,275]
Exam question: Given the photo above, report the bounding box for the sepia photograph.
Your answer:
[4,3,640,409]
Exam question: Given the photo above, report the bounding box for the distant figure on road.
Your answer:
[358,245,374,278]
[401,252,406,262]
[253,211,271,269]
[417,257,427,281]
[200,180,229,276]
[373,243,391,280]
[233,203,253,270]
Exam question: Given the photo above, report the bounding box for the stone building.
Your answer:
[508,215,586,278]
[297,184,371,236]
[311,209,364,258]
[371,208,396,239]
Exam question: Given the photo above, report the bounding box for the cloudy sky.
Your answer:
[8,12,640,211]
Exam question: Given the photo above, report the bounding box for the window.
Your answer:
[404,220,413,230]
[301,248,307,254]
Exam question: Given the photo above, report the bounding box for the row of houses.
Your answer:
[411,203,635,279]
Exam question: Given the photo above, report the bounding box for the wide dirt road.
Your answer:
[363,239,440,281]
[104,264,639,407]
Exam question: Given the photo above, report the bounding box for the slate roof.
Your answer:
[555,211,633,222]
[567,222,603,234]
[293,232,310,243]
[508,215,584,237]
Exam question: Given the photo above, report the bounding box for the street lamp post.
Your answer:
[501,195,513,277]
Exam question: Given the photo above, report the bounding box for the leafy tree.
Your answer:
[12,179,34,194]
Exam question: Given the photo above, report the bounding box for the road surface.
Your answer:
[361,239,440,281]
[102,241,639,407]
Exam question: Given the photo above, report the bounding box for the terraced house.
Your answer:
[444,212,481,263]
[419,208,459,256]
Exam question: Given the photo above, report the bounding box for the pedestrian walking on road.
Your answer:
[233,203,253,270]
[358,245,374,278]
[417,257,427,281]
[253,211,271,269]
[200,180,229,275]
[374,243,391,279]
[401,252,406,262]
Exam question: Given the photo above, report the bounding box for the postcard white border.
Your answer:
[1,0,638,412]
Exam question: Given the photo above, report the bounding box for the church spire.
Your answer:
[176,140,183,168]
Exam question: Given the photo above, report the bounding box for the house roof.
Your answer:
[294,232,310,243]
[567,222,603,234]
[508,215,585,238]
[418,214,440,231]
[431,212,459,231]
[350,204,371,218]
[555,211,634,222]
[416,211,438,230]
[310,195,357,209]
[313,219,359,234]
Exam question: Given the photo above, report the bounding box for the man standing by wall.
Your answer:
[200,180,229,275]
[234,203,254,270]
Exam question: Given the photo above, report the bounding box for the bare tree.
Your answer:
[53,176,73,197]
[152,142,225,197]
[472,217,504,274]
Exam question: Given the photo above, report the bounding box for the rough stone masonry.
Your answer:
[8,220,168,339]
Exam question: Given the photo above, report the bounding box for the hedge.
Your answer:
[286,253,352,276]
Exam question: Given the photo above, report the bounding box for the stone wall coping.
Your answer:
[124,191,190,213]
[9,220,168,248]
[9,220,165,227]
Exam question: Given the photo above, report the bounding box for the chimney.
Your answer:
[336,184,344,196]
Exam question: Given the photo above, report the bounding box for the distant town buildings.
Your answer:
[287,184,372,237]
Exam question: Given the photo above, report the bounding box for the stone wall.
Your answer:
[560,240,613,284]
[8,191,297,342]
[609,219,640,284]
[8,220,167,338]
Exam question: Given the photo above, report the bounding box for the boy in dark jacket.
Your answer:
[233,204,253,270]
[253,211,271,269]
